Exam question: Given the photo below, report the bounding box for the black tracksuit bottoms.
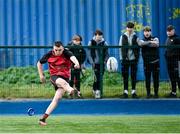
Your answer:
[144,61,159,96]
[93,64,104,91]
[69,68,81,91]
[166,57,180,93]
[121,60,137,91]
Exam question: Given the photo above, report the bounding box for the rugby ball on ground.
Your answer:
[106,57,118,72]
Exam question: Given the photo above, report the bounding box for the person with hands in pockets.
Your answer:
[87,29,109,99]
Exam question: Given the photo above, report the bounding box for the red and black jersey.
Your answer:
[39,49,73,78]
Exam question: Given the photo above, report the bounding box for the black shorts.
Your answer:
[50,75,69,90]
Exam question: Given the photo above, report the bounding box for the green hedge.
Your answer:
[0,66,175,99]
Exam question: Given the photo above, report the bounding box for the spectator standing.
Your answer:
[139,26,160,98]
[165,25,180,98]
[87,29,109,99]
[119,21,140,98]
[67,35,86,98]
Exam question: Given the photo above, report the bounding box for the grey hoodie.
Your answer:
[87,36,109,64]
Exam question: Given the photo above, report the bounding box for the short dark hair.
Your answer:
[143,26,151,31]
[167,25,175,31]
[72,34,82,41]
[126,21,135,28]
[54,41,63,47]
[94,29,103,36]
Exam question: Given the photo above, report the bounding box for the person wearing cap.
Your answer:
[119,21,140,98]
[67,35,86,98]
[139,26,160,98]
[87,29,109,99]
[37,41,80,126]
[165,25,180,98]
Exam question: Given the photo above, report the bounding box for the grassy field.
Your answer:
[0,115,180,133]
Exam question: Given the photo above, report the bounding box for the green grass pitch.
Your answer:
[0,115,180,133]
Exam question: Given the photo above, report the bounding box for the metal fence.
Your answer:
[0,45,179,99]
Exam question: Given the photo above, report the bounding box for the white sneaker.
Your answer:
[95,90,101,99]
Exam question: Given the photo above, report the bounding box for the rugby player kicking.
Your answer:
[37,41,79,126]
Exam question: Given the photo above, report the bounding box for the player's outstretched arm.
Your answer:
[37,61,46,83]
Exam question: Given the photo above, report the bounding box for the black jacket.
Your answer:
[67,42,86,65]
[88,39,109,64]
[165,34,180,59]
[141,36,159,63]
[121,34,140,61]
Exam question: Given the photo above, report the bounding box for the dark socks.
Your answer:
[42,113,49,121]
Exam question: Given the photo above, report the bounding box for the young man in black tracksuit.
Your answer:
[67,35,86,98]
[165,25,180,98]
[119,21,140,98]
[88,29,109,99]
[139,26,160,98]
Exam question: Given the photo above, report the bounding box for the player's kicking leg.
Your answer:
[39,77,75,126]
[39,88,65,126]
[56,77,77,97]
